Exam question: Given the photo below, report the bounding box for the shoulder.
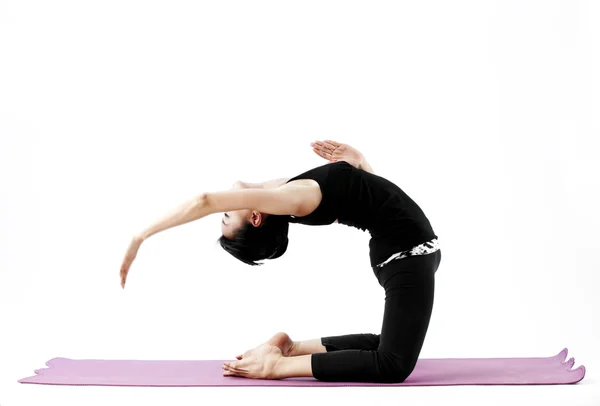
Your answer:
[204,182,320,217]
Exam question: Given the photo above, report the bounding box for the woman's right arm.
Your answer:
[311,140,375,175]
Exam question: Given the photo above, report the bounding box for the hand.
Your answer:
[120,235,144,289]
[310,140,365,169]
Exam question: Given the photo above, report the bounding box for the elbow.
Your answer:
[291,195,305,217]
[196,192,219,216]
[196,193,210,210]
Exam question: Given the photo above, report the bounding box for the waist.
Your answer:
[374,237,440,269]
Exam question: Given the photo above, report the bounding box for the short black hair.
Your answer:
[217,214,290,266]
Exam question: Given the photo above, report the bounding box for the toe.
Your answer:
[232,357,253,369]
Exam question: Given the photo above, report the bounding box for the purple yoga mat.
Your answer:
[19,348,585,387]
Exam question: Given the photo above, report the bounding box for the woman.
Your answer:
[119,140,441,384]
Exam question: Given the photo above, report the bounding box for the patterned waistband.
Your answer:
[375,238,440,269]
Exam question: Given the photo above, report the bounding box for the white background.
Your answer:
[1,0,599,405]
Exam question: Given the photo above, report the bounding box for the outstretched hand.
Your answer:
[120,235,144,289]
[310,140,365,169]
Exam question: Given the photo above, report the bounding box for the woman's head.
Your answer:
[218,209,289,266]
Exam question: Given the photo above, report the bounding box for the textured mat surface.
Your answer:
[19,348,585,387]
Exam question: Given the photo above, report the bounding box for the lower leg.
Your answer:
[274,354,314,378]
[236,331,379,360]
[288,338,327,356]
[278,333,380,356]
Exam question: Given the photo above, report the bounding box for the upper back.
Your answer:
[285,161,435,236]
[285,161,359,226]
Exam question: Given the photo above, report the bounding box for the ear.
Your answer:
[250,210,263,227]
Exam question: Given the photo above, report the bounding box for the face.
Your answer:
[221,209,266,239]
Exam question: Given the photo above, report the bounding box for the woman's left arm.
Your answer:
[119,195,205,288]
[119,186,303,288]
[137,186,301,241]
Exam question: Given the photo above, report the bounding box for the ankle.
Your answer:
[286,341,298,357]
[272,354,289,379]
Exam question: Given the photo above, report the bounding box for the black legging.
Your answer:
[311,248,442,383]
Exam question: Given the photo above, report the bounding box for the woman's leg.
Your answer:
[235,332,379,362]
[289,334,380,356]
[271,334,382,379]
[309,249,441,383]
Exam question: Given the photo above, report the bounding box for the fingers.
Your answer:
[323,140,341,148]
[311,140,335,152]
[312,147,332,161]
[120,252,136,288]
[310,141,336,161]
[120,263,130,288]
[120,237,142,289]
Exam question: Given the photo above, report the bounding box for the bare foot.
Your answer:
[235,332,295,360]
[223,344,283,379]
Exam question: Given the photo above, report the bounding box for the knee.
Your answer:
[376,352,414,383]
[379,369,410,384]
